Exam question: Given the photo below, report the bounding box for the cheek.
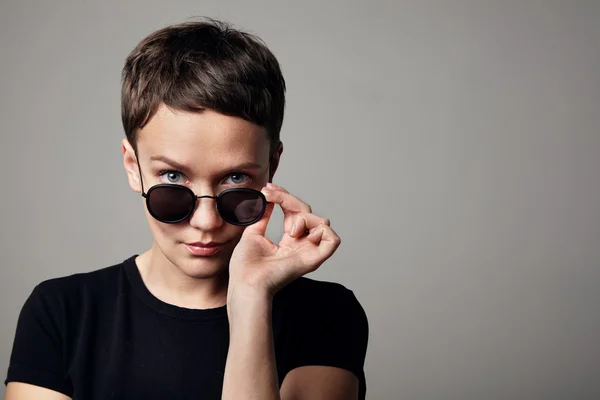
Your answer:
[143,209,181,239]
[147,218,179,241]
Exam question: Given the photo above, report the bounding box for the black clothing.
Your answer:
[5,255,368,399]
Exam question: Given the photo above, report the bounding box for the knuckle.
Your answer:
[332,232,341,245]
[301,214,311,225]
[299,212,311,221]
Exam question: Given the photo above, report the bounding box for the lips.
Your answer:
[186,242,223,247]
[183,241,225,257]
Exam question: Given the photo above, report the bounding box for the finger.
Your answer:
[309,225,341,259]
[262,187,312,215]
[290,213,331,238]
[306,226,325,244]
[266,182,288,192]
[292,226,341,275]
[263,185,317,236]
[242,201,275,237]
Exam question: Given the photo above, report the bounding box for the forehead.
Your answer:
[137,103,270,169]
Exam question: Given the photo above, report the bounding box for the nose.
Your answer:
[188,196,224,231]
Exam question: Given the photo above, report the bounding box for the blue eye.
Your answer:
[159,170,185,184]
[226,173,250,185]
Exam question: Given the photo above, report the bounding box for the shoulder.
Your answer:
[274,276,369,333]
[273,277,369,395]
[30,256,134,309]
[6,257,134,397]
[277,276,365,310]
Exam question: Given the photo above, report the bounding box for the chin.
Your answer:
[177,250,230,279]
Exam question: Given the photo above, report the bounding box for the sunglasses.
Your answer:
[135,154,268,226]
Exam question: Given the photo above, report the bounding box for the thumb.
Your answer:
[242,200,275,238]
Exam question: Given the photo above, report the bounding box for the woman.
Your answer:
[5,18,369,400]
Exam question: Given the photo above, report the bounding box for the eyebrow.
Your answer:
[149,155,263,173]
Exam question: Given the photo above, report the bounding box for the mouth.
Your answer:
[183,241,226,257]
[186,241,224,247]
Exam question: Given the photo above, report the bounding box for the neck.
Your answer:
[135,243,229,310]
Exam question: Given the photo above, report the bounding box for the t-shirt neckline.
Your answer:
[123,254,228,321]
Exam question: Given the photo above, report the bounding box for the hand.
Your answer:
[228,183,341,298]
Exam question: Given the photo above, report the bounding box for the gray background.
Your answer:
[1,0,599,399]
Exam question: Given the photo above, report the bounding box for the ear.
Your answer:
[268,141,284,182]
[122,138,142,193]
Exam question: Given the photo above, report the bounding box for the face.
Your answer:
[122,103,282,279]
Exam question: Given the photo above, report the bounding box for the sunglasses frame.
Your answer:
[135,152,268,226]
[141,184,267,226]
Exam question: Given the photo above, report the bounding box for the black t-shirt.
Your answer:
[5,255,369,399]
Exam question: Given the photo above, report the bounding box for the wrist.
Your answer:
[227,284,272,319]
[227,278,273,303]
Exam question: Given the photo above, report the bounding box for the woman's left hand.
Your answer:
[228,183,341,298]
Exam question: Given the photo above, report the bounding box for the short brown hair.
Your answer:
[121,18,286,159]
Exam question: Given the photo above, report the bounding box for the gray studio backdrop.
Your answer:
[1,1,599,399]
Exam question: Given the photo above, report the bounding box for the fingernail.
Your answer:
[308,228,323,241]
[291,223,296,237]
[267,182,275,188]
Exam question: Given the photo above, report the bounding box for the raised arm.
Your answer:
[221,183,357,400]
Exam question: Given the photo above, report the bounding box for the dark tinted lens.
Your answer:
[147,185,195,223]
[218,189,265,225]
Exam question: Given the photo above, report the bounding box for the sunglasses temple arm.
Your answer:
[134,151,146,196]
